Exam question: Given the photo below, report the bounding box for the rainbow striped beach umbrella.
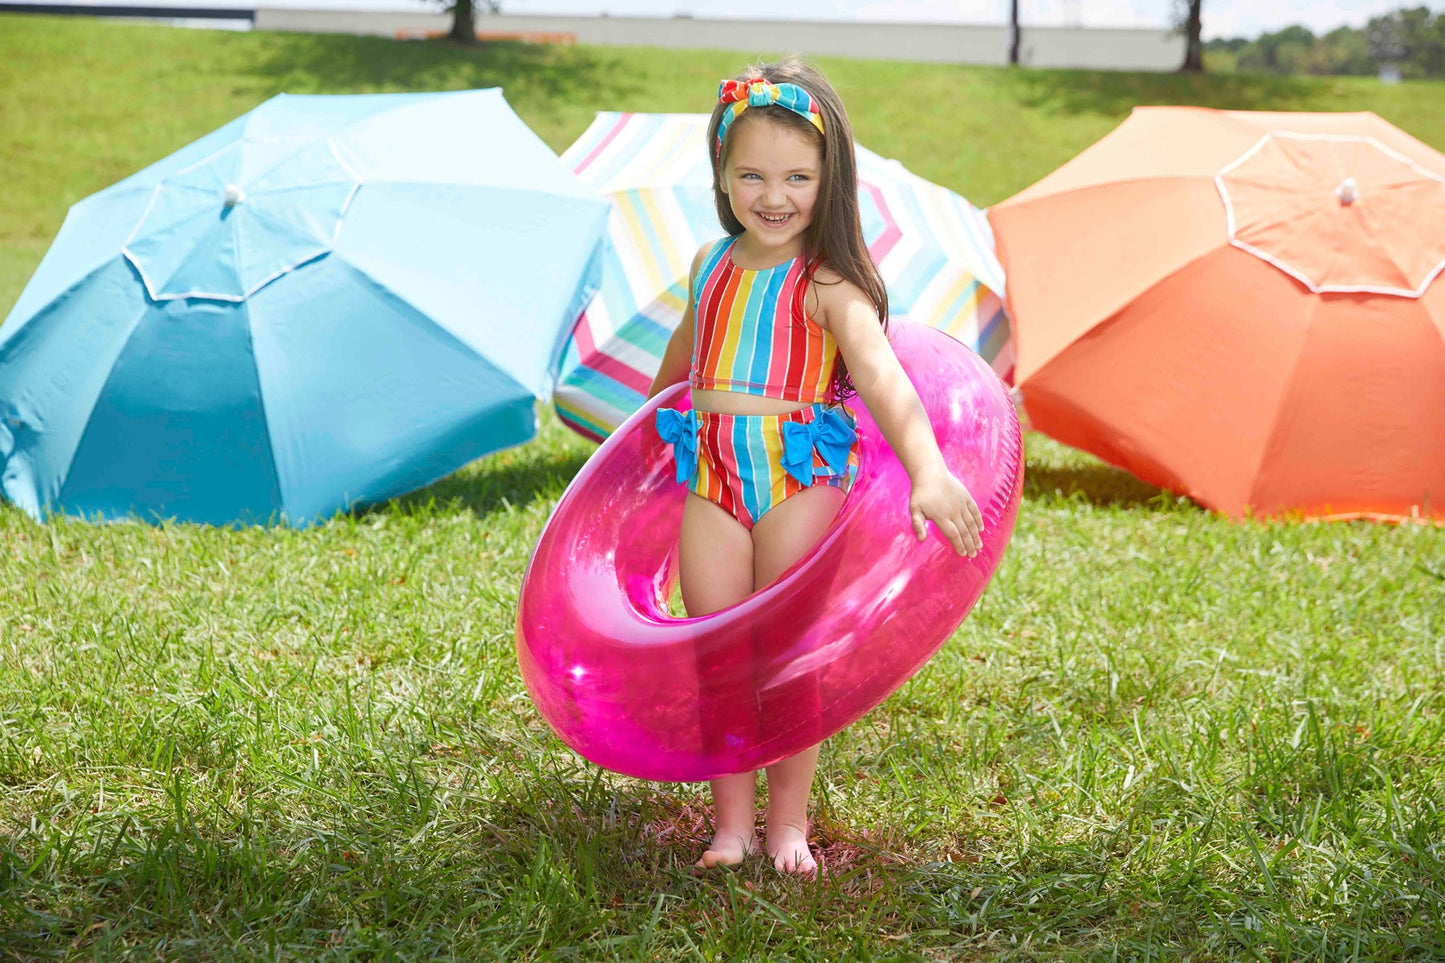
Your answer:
[554,112,1010,441]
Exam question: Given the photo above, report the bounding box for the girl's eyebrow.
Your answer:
[732,163,821,174]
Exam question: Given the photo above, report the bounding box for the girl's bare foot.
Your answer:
[695,827,759,868]
[765,823,817,876]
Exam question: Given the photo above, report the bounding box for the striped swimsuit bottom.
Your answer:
[656,403,860,530]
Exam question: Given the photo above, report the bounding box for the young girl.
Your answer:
[647,59,984,876]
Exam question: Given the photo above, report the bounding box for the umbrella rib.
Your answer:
[324,253,526,377]
[2,189,153,337]
[1052,242,1233,363]
[1224,239,1445,299]
[1004,173,1219,213]
[1241,295,1321,516]
[245,179,359,197]
[327,90,492,145]
[235,299,289,522]
[120,186,169,301]
[48,280,156,509]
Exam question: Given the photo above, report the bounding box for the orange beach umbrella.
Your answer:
[989,107,1445,522]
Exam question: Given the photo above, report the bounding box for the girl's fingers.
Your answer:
[938,518,969,556]
[963,508,983,554]
[960,513,982,556]
[915,498,983,556]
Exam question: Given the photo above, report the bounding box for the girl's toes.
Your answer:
[766,833,818,876]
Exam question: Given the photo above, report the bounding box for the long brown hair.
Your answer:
[705,58,889,400]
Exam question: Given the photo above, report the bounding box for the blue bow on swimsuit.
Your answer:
[780,407,856,487]
[656,408,699,484]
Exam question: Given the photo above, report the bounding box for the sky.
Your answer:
[53,0,1445,40]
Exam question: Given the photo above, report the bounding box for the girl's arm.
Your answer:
[820,282,984,557]
[647,246,709,398]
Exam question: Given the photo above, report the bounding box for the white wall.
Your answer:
[251,10,1187,72]
[1018,25,1185,71]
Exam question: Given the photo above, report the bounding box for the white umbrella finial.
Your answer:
[1336,177,1359,206]
[223,184,246,208]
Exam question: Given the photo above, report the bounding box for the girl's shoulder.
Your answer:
[696,236,737,269]
[806,260,875,330]
[808,261,868,304]
[689,237,733,281]
[809,260,845,286]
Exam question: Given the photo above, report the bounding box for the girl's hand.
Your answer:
[909,467,984,557]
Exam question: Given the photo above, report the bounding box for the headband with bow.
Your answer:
[715,78,825,155]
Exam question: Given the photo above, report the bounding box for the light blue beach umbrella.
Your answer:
[0,89,608,526]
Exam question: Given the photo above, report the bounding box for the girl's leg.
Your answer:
[751,484,846,875]
[679,492,758,868]
[760,746,821,875]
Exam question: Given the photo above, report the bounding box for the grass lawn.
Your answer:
[2,15,1444,961]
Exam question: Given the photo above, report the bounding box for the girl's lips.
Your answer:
[755,212,794,227]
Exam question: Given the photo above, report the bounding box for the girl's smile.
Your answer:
[720,117,822,264]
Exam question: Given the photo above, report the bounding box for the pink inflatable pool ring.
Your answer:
[516,320,1023,781]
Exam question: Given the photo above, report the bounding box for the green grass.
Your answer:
[2,15,1444,961]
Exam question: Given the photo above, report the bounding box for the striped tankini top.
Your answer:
[689,236,840,404]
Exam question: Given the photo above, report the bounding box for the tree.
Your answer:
[1217,7,1445,79]
[1239,24,1314,72]
[1009,0,1020,66]
[1177,0,1205,72]
[446,0,500,45]
[1367,6,1445,77]
[1320,26,1373,75]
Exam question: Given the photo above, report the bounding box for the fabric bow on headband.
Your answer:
[715,78,825,154]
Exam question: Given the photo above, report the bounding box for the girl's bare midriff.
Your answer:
[689,388,814,416]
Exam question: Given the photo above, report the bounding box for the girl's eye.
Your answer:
[740,173,762,181]
[789,174,810,183]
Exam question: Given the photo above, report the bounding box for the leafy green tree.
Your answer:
[1431,12,1445,75]
[1218,8,1443,78]
[1206,37,1249,53]
[1365,6,1445,77]
[1366,9,1409,66]
[1239,24,1315,72]
[1320,26,1373,75]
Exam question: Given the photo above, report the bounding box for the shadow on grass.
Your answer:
[1008,66,1331,117]
[357,446,593,521]
[241,30,628,107]
[1023,462,1200,512]
[484,770,908,893]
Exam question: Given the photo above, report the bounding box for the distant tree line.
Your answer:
[1207,5,1445,78]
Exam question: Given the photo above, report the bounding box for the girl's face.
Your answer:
[720,116,823,262]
